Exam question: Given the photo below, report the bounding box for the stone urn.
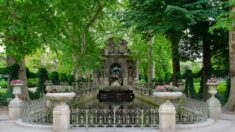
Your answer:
[207,82,221,120]
[46,92,76,132]
[153,92,183,131]
[207,82,218,96]
[177,82,185,91]
[9,83,24,120]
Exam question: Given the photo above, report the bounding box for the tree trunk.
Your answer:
[202,38,212,101]
[6,56,16,90]
[172,43,180,86]
[18,58,30,101]
[147,38,153,88]
[168,32,181,86]
[225,5,235,111]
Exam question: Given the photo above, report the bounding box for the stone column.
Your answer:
[159,100,176,131]
[104,61,109,86]
[207,83,221,120]
[134,66,139,86]
[122,60,128,86]
[53,102,70,132]
[92,71,98,87]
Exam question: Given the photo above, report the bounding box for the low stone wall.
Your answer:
[70,91,98,107]
[133,90,160,107]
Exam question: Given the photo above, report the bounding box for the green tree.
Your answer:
[0,0,55,100]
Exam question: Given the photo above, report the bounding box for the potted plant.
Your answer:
[8,79,24,120]
[46,85,76,103]
[45,85,76,131]
[153,84,183,100]
[10,79,24,98]
[207,76,218,97]
[153,84,183,130]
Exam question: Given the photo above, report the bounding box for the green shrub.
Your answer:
[0,80,8,88]
[28,78,38,88]
[193,78,201,83]
[217,81,226,95]
[37,68,48,94]
[0,88,7,94]
[49,71,60,85]
[59,73,67,82]
[0,91,13,106]
[67,75,75,85]
[194,83,200,93]
[29,90,41,100]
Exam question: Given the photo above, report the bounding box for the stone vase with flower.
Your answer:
[8,79,24,120]
[45,84,76,132]
[206,76,221,120]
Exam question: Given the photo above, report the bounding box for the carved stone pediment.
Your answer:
[105,37,128,56]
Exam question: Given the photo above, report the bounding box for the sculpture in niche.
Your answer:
[95,37,139,86]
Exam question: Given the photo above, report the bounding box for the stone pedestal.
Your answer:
[153,92,182,131]
[159,100,176,131]
[207,96,221,120]
[207,83,221,120]
[53,103,70,132]
[8,96,23,120]
[46,92,76,132]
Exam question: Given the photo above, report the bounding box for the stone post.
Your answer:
[159,100,176,131]
[46,92,76,132]
[154,92,182,131]
[53,102,70,132]
[207,83,221,120]
[8,83,23,120]
[9,96,23,120]
[122,60,128,86]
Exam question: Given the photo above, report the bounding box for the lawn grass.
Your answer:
[194,81,227,95]
[0,89,7,94]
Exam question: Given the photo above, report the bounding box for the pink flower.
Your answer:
[10,80,23,85]
[207,77,217,83]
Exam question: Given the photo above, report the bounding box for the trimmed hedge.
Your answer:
[0,80,7,88]
[0,91,13,106]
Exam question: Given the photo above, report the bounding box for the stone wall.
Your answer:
[133,90,160,107]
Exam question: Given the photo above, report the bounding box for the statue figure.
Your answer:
[111,67,121,85]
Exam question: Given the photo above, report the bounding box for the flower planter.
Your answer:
[12,83,23,97]
[153,92,182,131]
[206,82,221,120]
[207,83,218,96]
[46,92,76,103]
[46,92,76,132]
[153,92,183,100]
[9,83,24,120]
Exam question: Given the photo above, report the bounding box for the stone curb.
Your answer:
[16,119,52,129]
[177,118,214,129]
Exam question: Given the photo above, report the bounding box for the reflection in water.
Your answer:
[72,98,158,110]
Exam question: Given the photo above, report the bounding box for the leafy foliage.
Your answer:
[36,68,48,94]
[49,71,60,85]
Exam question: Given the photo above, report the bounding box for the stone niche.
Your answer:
[95,37,138,87]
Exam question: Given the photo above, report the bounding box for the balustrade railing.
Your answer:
[21,99,51,124]
[71,109,158,128]
[19,83,209,127]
